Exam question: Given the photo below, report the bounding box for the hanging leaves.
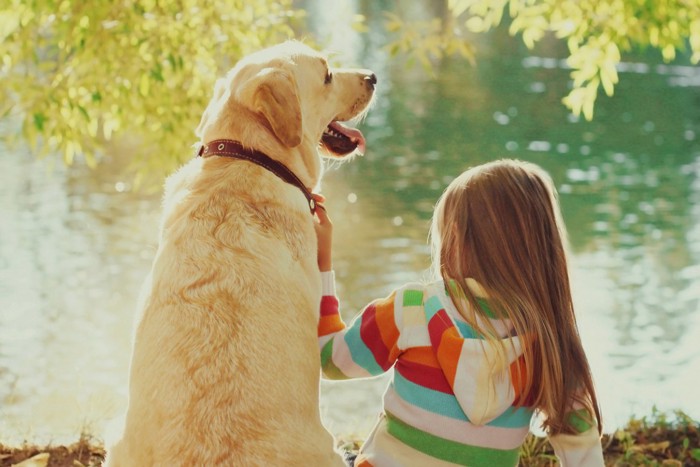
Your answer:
[451,0,700,120]
[0,0,302,175]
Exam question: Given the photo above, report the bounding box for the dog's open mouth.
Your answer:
[320,121,366,157]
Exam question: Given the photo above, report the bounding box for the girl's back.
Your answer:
[315,159,604,466]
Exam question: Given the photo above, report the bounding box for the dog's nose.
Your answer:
[365,73,377,89]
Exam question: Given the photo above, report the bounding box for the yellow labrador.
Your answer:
[106,41,375,466]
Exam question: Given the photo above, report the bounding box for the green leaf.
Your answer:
[77,105,89,121]
[33,112,46,131]
[150,64,164,82]
[692,448,700,461]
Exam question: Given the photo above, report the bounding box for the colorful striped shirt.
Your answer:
[318,272,604,467]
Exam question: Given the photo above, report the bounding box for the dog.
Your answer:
[106,41,376,466]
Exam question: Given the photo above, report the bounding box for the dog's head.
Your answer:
[197,41,375,164]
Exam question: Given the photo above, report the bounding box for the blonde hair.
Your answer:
[429,159,602,435]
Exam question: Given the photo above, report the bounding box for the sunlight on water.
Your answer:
[0,141,159,443]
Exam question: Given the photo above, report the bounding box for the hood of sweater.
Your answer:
[424,281,527,426]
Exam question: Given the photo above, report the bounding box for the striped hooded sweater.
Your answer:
[318,272,604,467]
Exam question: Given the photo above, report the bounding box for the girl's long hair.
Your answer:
[429,159,602,435]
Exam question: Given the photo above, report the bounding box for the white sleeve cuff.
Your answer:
[320,270,336,296]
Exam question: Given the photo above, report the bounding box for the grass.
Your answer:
[518,408,700,467]
[1,409,697,466]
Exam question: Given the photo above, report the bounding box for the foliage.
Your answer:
[446,0,700,120]
[516,408,700,466]
[3,1,700,173]
[383,11,476,70]
[0,0,302,180]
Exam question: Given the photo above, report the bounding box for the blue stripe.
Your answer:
[424,296,443,320]
[394,372,469,421]
[343,319,384,375]
[393,373,534,428]
[489,406,534,428]
[454,320,481,339]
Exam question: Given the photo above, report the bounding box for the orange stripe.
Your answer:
[374,292,400,359]
[510,333,536,405]
[317,314,344,336]
[510,356,524,400]
[401,347,441,368]
[436,328,462,386]
[510,355,531,404]
[355,460,373,467]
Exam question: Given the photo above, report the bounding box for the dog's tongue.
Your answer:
[329,121,366,155]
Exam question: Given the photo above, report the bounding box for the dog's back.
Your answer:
[107,158,342,466]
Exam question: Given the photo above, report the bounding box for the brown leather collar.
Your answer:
[197,139,316,215]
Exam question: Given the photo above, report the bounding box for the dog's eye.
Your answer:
[324,71,333,85]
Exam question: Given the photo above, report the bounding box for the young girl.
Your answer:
[315,159,604,466]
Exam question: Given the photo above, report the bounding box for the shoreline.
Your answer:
[1,409,697,466]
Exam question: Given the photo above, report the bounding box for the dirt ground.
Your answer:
[0,436,104,467]
[1,413,698,467]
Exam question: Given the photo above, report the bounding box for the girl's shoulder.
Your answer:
[389,280,463,313]
[392,280,461,349]
[390,280,450,313]
[391,281,429,305]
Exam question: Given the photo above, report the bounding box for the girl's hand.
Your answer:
[313,194,333,272]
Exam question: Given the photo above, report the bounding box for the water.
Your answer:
[1,2,700,444]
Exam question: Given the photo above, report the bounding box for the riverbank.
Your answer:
[1,409,697,466]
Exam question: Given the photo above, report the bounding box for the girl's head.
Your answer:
[430,159,601,435]
[430,159,567,287]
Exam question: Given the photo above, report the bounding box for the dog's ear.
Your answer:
[238,68,302,148]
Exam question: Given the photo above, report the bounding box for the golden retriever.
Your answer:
[106,41,375,466]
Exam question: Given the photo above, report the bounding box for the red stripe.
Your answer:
[360,303,392,370]
[320,295,339,316]
[396,359,454,394]
[427,309,452,347]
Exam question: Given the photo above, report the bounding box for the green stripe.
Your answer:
[445,280,501,319]
[385,412,520,466]
[566,408,594,433]
[320,339,349,380]
[403,289,423,307]
[475,298,498,319]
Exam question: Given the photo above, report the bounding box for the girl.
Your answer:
[315,159,604,466]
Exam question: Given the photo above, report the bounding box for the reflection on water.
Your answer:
[0,141,161,442]
[2,1,700,444]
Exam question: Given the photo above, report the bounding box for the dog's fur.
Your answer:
[106,41,375,466]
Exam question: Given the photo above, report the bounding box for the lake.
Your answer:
[1,0,699,445]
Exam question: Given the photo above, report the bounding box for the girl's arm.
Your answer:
[318,272,401,380]
[314,200,401,380]
[547,407,605,466]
